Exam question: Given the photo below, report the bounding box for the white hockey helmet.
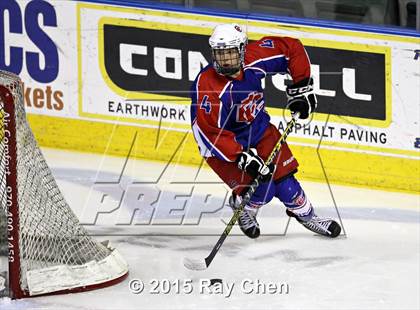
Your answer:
[209,23,248,75]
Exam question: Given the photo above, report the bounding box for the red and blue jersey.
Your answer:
[190,36,311,162]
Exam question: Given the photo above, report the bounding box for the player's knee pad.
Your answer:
[274,175,313,220]
[248,180,276,208]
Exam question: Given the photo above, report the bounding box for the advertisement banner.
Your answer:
[0,0,79,117]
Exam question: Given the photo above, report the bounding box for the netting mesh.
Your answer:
[0,71,112,293]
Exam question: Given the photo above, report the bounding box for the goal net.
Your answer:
[0,70,128,299]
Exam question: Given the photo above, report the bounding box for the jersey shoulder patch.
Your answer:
[259,38,275,48]
[245,37,280,65]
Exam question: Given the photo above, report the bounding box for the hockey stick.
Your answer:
[184,112,300,271]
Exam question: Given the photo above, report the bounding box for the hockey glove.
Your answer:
[237,149,274,182]
[286,77,317,119]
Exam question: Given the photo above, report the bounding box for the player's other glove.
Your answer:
[237,149,275,182]
[286,77,317,119]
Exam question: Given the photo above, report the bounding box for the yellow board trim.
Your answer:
[28,114,420,194]
[285,135,420,158]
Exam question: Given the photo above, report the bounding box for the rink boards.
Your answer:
[1,0,419,192]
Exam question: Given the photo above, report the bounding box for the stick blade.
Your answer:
[183,257,207,271]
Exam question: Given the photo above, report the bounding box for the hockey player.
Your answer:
[190,23,341,239]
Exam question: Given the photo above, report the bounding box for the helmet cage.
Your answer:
[211,43,246,76]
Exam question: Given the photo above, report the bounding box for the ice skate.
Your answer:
[229,194,260,239]
[286,209,341,238]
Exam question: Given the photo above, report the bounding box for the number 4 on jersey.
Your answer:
[200,95,212,114]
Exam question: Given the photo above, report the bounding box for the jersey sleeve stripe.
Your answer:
[217,81,231,128]
[218,100,222,128]
[218,81,232,99]
[192,121,212,158]
[194,121,233,162]
[246,54,285,67]
[244,66,267,76]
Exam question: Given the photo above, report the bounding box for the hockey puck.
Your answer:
[210,278,223,286]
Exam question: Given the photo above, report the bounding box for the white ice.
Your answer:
[1,148,419,310]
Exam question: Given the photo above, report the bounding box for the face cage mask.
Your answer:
[211,45,245,76]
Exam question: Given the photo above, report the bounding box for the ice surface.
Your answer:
[1,148,418,310]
